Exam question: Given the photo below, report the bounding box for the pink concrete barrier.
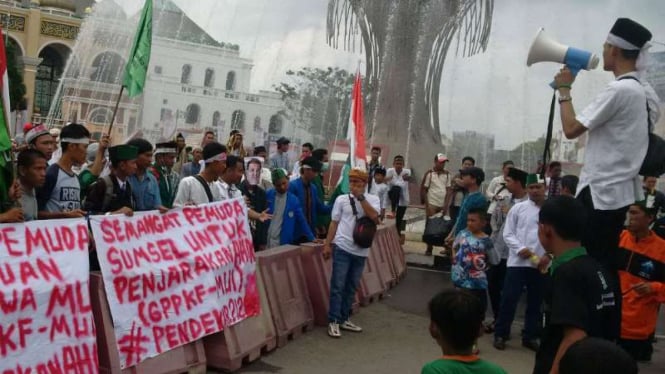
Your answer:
[89,272,206,374]
[381,224,407,280]
[300,243,360,327]
[370,227,397,289]
[256,245,314,347]
[203,270,277,372]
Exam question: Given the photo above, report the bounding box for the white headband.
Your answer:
[606,33,640,50]
[154,148,176,155]
[25,127,50,144]
[606,32,652,73]
[60,137,90,145]
[205,152,227,163]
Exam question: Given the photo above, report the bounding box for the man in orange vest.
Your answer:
[618,202,665,362]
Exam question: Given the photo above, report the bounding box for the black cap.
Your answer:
[459,166,485,184]
[276,137,290,145]
[610,18,652,48]
[301,156,322,172]
[507,167,528,186]
[253,145,267,155]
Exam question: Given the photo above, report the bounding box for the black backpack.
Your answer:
[619,76,665,176]
[349,195,377,248]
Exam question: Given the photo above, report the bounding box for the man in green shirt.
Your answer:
[422,289,507,374]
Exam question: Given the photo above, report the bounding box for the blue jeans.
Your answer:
[494,267,544,341]
[328,246,366,323]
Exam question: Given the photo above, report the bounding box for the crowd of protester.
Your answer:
[0,16,662,374]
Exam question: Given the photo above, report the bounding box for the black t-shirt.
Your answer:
[533,255,620,374]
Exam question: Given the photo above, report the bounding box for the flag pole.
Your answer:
[107,85,125,137]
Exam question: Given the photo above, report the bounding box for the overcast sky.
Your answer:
[112,0,665,149]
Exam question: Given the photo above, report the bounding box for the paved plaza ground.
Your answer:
[224,241,665,374]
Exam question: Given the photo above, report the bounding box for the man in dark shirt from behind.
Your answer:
[533,196,619,374]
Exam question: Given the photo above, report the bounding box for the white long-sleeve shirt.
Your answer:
[502,199,545,268]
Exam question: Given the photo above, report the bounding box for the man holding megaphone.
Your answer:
[552,18,659,271]
[533,18,660,374]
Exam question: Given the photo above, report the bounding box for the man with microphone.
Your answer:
[553,18,659,274]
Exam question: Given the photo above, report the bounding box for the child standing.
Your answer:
[451,208,496,316]
[369,166,388,221]
[422,289,507,374]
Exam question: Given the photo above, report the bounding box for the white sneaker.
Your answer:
[340,320,363,332]
[328,322,341,338]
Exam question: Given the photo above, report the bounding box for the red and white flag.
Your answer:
[346,69,366,170]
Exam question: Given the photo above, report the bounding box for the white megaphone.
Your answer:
[527,28,599,88]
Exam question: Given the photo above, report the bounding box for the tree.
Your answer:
[274,67,358,148]
[6,41,26,111]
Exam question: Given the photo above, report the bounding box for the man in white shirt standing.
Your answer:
[173,142,227,206]
[323,168,380,338]
[486,161,514,228]
[554,18,658,273]
[494,174,550,352]
[420,153,452,255]
[385,155,411,238]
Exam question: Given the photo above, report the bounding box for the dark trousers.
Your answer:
[577,186,626,338]
[495,267,544,341]
[618,338,653,362]
[577,187,628,272]
[487,259,507,320]
[449,205,461,223]
[395,206,407,235]
[328,246,366,323]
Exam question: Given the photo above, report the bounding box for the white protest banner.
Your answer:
[0,218,96,374]
[89,198,260,368]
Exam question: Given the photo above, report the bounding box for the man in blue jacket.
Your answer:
[288,156,332,241]
[266,169,315,248]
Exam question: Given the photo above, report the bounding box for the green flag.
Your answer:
[123,0,152,97]
[328,156,351,206]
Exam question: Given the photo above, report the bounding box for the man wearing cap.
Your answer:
[181,146,203,178]
[324,167,380,338]
[288,156,332,240]
[493,174,549,352]
[127,139,166,212]
[554,18,659,273]
[269,137,291,171]
[36,123,90,219]
[24,124,56,161]
[421,153,453,255]
[151,141,180,209]
[173,142,227,206]
[486,167,528,333]
[84,145,137,216]
[266,168,315,249]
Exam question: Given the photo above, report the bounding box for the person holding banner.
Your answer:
[127,138,165,212]
[84,144,138,216]
[17,149,48,221]
[324,167,380,338]
[36,123,90,220]
[173,142,227,206]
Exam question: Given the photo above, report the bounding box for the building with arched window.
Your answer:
[7,0,290,148]
[0,0,95,135]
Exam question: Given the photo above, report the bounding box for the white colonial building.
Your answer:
[51,0,292,148]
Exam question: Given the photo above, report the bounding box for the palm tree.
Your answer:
[327,0,494,170]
